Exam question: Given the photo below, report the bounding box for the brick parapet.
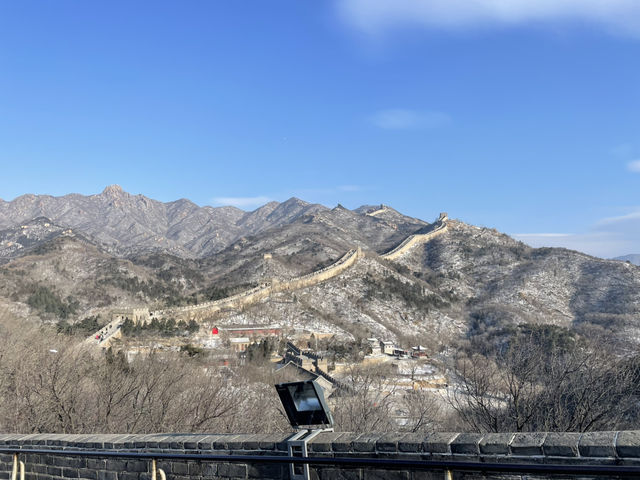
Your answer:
[380,218,448,261]
[1,431,640,479]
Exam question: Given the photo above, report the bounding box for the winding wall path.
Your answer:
[88,214,449,344]
[165,246,364,321]
[380,213,448,260]
[366,205,390,217]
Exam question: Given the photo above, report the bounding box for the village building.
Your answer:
[380,340,395,355]
[219,325,282,338]
[411,345,428,357]
[229,337,250,352]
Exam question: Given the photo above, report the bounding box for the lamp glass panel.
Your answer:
[288,383,322,412]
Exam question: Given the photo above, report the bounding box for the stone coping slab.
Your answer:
[0,431,639,463]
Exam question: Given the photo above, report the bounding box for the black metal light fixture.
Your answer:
[275,379,334,428]
[275,379,334,480]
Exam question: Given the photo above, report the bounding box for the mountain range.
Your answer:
[0,185,422,259]
[1,186,639,350]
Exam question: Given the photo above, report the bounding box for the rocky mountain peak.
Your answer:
[258,201,280,212]
[101,184,126,198]
[0,188,428,259]
[280,197,308,207]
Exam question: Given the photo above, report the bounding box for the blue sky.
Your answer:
[1,1,639,258]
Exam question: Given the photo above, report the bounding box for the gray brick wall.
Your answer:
[0,431,639,479]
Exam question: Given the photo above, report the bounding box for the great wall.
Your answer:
[365,205,390,217]
[380,212,448,261]
[88,213,449,347]
[162,245,365,321]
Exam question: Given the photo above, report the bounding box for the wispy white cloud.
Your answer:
[512,233,572,238]
[515,205,640,258]
[611,143,634,157]
[211,196,273,208]
[369,109,451,130]
[337,0,640,37]
[212,186,366,209]
[597,209,640,226]
[627,160,640,172]
[513,232,632,259]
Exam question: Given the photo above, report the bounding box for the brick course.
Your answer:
[0,431,639,479]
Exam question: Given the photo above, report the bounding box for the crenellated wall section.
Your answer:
[380,212,448,261]
[159,246,364,321]
[89,213,450,342]
[365,205,390,216]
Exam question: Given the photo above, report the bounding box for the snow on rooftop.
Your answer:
[229,337,250,343]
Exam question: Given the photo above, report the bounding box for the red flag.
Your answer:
[212,327,219,335]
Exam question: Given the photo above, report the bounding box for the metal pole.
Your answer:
[151,457,166,480]
[11,454,17,480]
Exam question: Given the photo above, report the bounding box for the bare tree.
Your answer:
[448,334,640,433]
[0,319,290,435]
[398,389,442,433]
[332,363,397,433]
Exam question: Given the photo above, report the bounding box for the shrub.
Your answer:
[27,285,78,319]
